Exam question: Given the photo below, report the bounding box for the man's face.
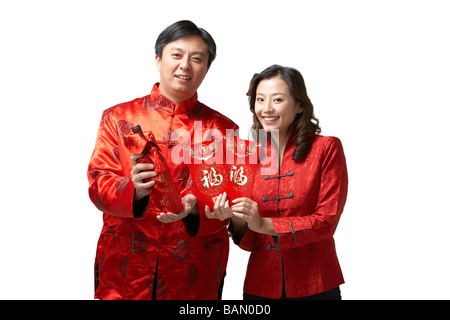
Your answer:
[156,35,210,104]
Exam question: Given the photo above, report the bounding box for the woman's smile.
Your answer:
[261,115,280,124]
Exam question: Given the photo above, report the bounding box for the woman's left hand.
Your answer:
[231,197,277,235]
[231,197,264,233]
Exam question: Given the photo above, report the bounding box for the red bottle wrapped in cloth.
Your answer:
[187,137,260,209]
[123,125,184,213]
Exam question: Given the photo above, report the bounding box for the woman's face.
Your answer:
[254,76,302,139]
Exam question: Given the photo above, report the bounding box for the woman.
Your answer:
[207,65,348,299]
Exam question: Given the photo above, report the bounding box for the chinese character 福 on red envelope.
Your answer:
[187,137,260,210]
[224,136,260,199]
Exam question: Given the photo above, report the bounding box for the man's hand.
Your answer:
[156,194,198,223]
[131,154,157,201]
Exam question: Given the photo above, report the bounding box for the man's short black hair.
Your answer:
[155,20,217,67]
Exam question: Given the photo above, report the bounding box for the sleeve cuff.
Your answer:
[228,220,246,245]
[132,195,149,219]
[182,213,200,237]
[271,216,312,235]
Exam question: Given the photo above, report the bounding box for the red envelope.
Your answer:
[123,125,184,213]
[187,138,235,210]
[187,137,261,209]
[224,137,260,199]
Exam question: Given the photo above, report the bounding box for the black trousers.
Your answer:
[243,286,341,300]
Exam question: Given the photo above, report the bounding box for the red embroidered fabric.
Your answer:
[87,83,238,299]
[237,132,348,298]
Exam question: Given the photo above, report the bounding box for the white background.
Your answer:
[1,0,449,299]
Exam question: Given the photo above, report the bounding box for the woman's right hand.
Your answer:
[130,154,157,201]
[205,192,234,221]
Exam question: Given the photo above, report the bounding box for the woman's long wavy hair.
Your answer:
[247,65,321,161]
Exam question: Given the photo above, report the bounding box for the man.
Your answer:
[87,20,238,300]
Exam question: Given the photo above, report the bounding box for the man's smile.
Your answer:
[175,74,192,80]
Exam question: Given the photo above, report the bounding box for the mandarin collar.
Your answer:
[150,83,198,115]
[265,124,297,152]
